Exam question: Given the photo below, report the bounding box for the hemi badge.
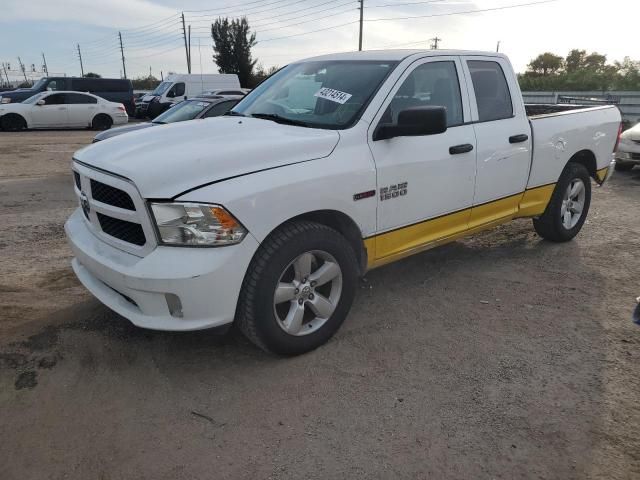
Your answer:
[353,190,376,201]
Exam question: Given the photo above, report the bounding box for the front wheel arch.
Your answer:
[0,113,27,131]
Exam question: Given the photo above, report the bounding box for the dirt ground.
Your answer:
[0,129,639,480]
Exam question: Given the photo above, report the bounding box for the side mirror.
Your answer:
[36,99,45,106]
[373,106,447,141]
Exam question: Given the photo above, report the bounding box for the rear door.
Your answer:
[65,93,98,127]
[368,56,477,261]
[462,56,532,228]
[30,92,69,127]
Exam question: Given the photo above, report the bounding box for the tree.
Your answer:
[527,53,564,76]
[249,64,279,88]
[565,49,586,73]
[84,72,101,78]
[131,75,160,90]
[211,17,257,86]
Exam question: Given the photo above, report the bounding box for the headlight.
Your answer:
[150,202,247,246]
[0,97,10,104]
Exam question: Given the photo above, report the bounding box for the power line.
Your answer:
[364,0,559,22]
[257,20,359,42]
[254,7,358,34]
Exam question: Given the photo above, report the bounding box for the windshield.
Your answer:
[232,60,398,129]
[22,92,48,104]
[29,78,47,90]
[152,100,211,123]
[151,81,173,96]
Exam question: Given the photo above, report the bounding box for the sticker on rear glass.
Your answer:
[314,87,352,104]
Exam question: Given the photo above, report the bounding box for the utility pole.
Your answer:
[496,40,501,52]
[181,12,191,73]
[1,63,9,87]
[17,57,28,84]
[42,52,48,76]
[430,37,441,50]
[118,31,127,79]
[77,44,84,77]
[358,0,364,51]
[188,25,192,72]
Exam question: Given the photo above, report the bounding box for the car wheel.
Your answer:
[91,114,113,131]
[237,221,358,355]
[0,114,27,131]
[533,162,591,242]
[615,161,634,172]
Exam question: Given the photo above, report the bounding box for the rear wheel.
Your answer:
[237,221,358,355]
[91,114,113,130]
[0,114,26,131]
[615,161,635,172]
[533,162,591,242]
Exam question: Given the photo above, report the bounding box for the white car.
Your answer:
[615,122,640,171]
[0,91,128,131]
[65,50,620,355]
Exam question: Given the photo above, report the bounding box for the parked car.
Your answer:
[0,91,128,131]
[614,122,640,171]
[138,73,240,118]
[0,77,135,115]
[65,50,620,355]
[200,88,246,98]
[94,96,239,142]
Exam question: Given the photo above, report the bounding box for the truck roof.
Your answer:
[298,49,509,62]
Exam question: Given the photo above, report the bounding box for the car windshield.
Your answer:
[232,60,398,129]
[22,92,48,104]
[152,100,211,123]
[151,81,173,96]
[29,78,47,90]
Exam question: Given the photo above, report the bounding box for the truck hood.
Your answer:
[74,116,340,199]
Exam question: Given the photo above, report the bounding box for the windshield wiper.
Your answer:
[249,113,309,127]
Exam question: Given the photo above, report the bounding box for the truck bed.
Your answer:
[525,103,594,118]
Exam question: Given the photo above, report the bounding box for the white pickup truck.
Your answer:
[65,50,621,355]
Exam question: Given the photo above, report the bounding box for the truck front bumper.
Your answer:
[65,208,259,331]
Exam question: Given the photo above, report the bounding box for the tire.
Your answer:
[237,221,358,355]
[533,162,591,242]
[0,114,26,131]
[91,114,113,130]
[615,161,635,172]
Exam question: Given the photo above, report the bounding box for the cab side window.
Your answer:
[170,83,185,97]
[383,61,463,127]
[46,80,60,91]
[43,93,65,105]
[467,60,513,122]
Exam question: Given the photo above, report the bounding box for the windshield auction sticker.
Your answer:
[314,87,353,104]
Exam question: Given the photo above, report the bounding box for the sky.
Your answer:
[0,0,637,82]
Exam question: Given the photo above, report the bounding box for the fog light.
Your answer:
[165,293,183,318]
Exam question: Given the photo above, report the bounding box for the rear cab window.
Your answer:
[467,60,513,122]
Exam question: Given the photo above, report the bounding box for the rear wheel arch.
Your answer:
[567,149,598,181]
[91,113,113,130]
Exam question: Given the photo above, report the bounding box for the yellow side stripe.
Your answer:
[365,183,556,269]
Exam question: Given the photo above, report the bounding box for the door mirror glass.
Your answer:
[373,106,447,141]
[36,99,45,106]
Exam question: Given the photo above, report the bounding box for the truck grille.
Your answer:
[72,163,155,256]
[632,153,640,160]
[90,179,135,210]
[97,213,146,246]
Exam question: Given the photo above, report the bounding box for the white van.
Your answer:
[139,74,240,118]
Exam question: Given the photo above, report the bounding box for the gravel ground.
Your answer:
[0,129,639,480]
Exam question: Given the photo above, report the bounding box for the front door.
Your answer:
[30,92,68,127]
[368,56,477,261]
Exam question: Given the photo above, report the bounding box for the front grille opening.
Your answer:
[90,179,135,210]
[73,171,81,189]
[97,213,146,246]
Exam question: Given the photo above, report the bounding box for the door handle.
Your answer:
[449,144,474,155]
[509,134,529,143]
[57,107,66,110]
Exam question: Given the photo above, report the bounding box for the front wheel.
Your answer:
[0,114,26,131]
[237,221,358,355]
[533,162,591,242]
